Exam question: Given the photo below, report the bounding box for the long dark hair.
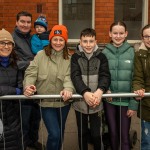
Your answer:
[44,43,69,60]
[11,47,19,68]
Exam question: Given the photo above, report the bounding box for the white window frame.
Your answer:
[127,0,148,43]
[59,0,148,43]
[59,0,95,43]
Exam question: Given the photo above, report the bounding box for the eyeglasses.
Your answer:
[143,36,150,40]
[0,42,13,48]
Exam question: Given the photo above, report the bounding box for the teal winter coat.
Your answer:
[102,42,138,110]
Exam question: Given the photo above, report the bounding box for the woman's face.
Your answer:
[109,25,128,47]
[0,40,13,57]
[142,28,150,48]
[51,36,65,51]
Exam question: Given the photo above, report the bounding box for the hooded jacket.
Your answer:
[133,42,150,121]
[71,45,111,114]
[102,41,138,110]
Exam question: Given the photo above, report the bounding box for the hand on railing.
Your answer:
[60,90,72,101]
[106,90,112,102]
[92,88,103,108]
[83,92,96,107]
[24,85,37,97]
[83,91,102,108]
[134,89,145,100]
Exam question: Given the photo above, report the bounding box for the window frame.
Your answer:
[59,0,148,43]
[59,0,95,43]
[127,0,148,43]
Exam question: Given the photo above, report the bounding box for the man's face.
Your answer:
[16,16,32,34]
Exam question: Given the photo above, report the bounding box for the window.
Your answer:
[115,0,148,40]
[59,0,94,41]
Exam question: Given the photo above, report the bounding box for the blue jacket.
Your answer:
[31,31,50,54]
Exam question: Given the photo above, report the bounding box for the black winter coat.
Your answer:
[12,27,34,71]
[0,62,23,150]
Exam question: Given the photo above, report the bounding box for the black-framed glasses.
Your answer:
[0,42,13,47]
[143,36,150,40]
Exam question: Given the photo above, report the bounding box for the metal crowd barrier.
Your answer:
[0,93,150,100]
[0,93,147,150]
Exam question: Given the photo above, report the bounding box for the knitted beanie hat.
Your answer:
[0,28,15,44]
[49,25,68,42]
[34,15,48,30]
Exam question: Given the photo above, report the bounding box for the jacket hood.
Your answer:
[75,44,101,58]
[139,42,148,51]
[105,41,131,54]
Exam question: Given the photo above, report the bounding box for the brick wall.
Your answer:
[0,0,58,33]
[0,0,149,43]
[95,0,114,43]
[149,2,150,23]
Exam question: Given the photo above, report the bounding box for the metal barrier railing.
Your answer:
[0,93,145,150]
[0,92,150,99]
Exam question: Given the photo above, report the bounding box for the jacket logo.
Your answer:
[125,60,131,63]
[54,30,62,35]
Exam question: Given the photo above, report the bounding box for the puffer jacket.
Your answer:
[71,45,111,114]
[31,31,50,55]
[23,48,74,108]
[0,61,23,150]
[102,41,138,110]
[133,42,150,121]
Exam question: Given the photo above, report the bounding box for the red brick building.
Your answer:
[0,0,149,43]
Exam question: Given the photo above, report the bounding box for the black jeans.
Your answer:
[21,101,41,148]
[75,110,102,150]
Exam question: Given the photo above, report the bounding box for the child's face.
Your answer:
[80,36,97,54]
[109,25,128,47]
[142,28,150,48]
[35,25,46,34]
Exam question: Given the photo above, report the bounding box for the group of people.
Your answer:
[0,10,150,150]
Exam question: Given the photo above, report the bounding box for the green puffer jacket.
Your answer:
[133,42,150,121]
[23,48,74,108]
[103,41,138,110]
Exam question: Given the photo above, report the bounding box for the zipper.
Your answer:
[85,58,90,114]
[145,59,146,70]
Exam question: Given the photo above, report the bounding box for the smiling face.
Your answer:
[142,28,150,48]
[0,40,13,57]
[51,36,66,51]
[16,16,32,34]
[80,35,97,54]
[109,25,128,47]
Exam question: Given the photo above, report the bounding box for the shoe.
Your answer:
[28,142,45,150]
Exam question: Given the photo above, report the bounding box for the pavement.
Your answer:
[38,107,140,150]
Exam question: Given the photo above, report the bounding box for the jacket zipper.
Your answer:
[145,59,146,70]
[87,59,90,114]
